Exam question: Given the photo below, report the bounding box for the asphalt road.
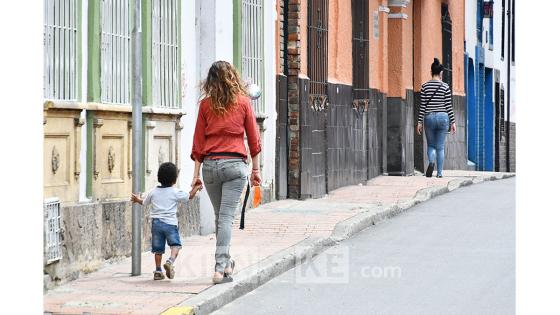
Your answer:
[212,178,516,315]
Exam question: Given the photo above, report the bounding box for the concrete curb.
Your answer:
[170,173,515,315]
[177,237,334,314]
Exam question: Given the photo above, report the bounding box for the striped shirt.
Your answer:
[418,80,455,124]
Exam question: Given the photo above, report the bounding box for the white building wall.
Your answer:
[179,0,198,195]
[182,0,236,235]
[261,0,277,188]
[492,0,516,122]
[464,0,478,59]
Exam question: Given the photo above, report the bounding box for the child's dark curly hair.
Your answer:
[157,162,178,187]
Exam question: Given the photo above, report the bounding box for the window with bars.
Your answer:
[44,198,63,263]
[101,0,130,104]
[441,4,453,92]
[44,0,78,100]
[352,0,369,100]
[242,0,265,114]
[499,86,505,138]
[152,0,180,108]
[489,1,494,50]
[501,0,505,59]
[279,0,288,75]
[511,0,515,62]
[308,0,329,109]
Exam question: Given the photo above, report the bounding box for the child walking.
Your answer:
[131,162,202,280]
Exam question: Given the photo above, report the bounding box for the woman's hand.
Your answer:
[191,177,203,189]
[416,123,423,135]
[189,177,203,199]
[250,169,261,186]
[450,122,457,135]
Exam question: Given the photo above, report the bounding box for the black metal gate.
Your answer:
[352,0,369,102]
[494,84,505,171]
[302,0,329,198]
[350,0,369,185]
[308,0,329,111]
[441,4,453,91]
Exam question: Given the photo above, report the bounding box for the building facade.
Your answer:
[464,0,516,172]
[43,0,277,286]
[44,0,515,287]
[275,0,469,200]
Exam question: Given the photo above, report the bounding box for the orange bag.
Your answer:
[253,185,261,208]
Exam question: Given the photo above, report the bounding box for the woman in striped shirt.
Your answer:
[416,58,457,178]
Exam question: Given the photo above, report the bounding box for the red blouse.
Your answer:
[190,95,262,162]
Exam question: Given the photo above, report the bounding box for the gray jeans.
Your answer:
[202,158,248,273]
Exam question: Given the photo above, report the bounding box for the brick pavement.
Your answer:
[44,171,505,315]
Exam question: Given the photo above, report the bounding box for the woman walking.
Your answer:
[190,61,261,284]
[416,58,457,178]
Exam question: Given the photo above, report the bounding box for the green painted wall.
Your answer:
[142,0,152,107]
[77,0,83,100]
[233,0,242,70]
[86,110,93,198]
[87,0,101,103]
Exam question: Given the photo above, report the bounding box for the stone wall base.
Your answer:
[44,198,201,288]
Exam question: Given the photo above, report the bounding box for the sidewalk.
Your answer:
[44,171,514,315]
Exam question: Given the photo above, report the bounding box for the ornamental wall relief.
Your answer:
[158,146,166,166]
[108,146,116,173]
[51,146,60,174]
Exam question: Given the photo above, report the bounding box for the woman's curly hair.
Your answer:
[201,61,248,116]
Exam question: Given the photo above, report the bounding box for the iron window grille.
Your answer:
[352,0,369,114]
[280,0,288,75]
[242,0,265,114]
[501,0,505,59]
[308,0,329,111]
[441,4,453,92]
[152,0,180,108]
[500,86,505,138]
[511,0,515,62]
[44,198,63,264]
[44,0,78,100]
[101,0,131,104]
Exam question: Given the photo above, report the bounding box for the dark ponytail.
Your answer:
[431,58,444,76]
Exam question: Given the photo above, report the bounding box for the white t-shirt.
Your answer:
[144,186,189,226]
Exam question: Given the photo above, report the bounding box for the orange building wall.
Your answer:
[381,1,389,93]
[369,0,389,92]
[300,0,308,76]
[449,0,465,95]
[413,0,465,95]
[387,4,413,99]
[403,4,414,93]
[413,0,443,91]
[327,0,353,85]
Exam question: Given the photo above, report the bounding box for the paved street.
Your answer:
[213,178,515,315]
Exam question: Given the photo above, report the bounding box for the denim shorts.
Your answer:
[151,218,182,254]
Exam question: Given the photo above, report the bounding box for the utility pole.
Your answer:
[131,0,142,276]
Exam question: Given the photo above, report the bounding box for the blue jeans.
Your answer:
[151,218,182,254]
[424,112,449,176]
[202,158,248,273]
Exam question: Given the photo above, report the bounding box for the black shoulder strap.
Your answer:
[239,180,250,229]
[426,82,444,105]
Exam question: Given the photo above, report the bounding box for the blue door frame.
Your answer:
[466,53,495,171]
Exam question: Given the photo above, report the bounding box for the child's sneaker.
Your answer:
[163,261,175,279]
[153,270,165,280]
